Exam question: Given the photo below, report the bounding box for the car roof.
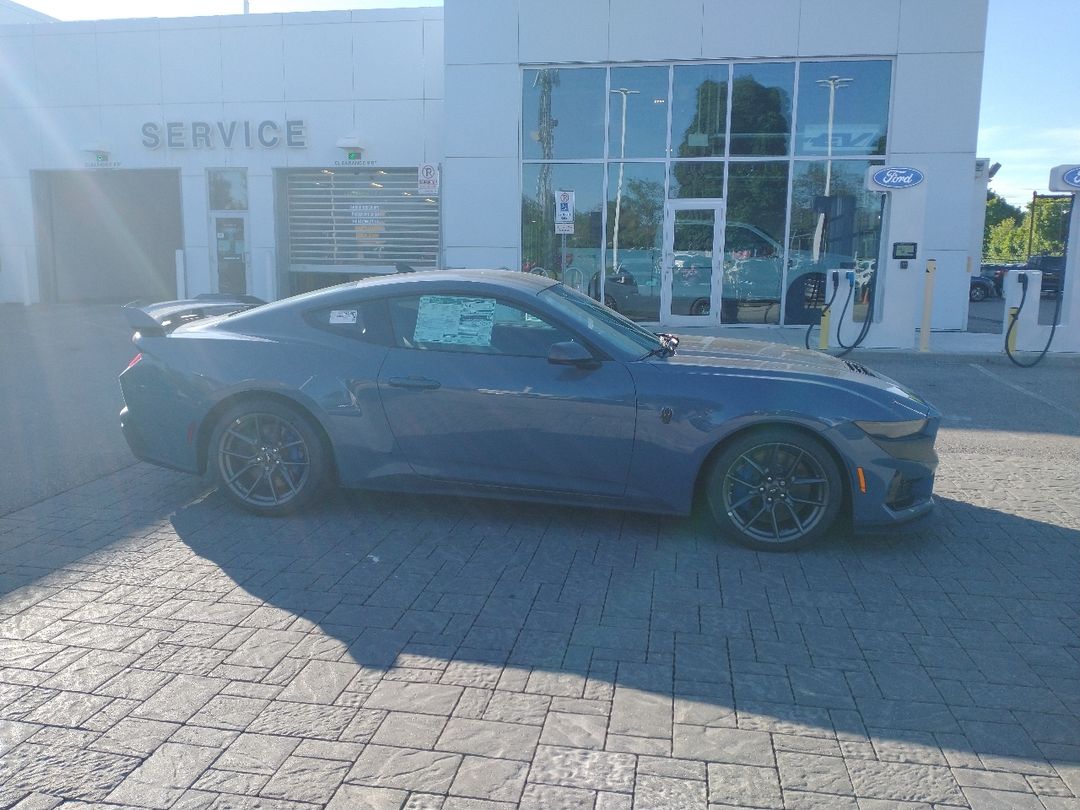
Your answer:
[221,269,559,327]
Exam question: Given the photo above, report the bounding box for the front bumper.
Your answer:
[833,417,940,529]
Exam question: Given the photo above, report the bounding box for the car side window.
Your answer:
[304,299,392,345]
[385,294,575,358]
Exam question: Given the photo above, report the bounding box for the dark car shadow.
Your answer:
[170,486,1080,773]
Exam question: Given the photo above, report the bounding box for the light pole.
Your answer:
[815,75,852,197]
[812,75,852,261]
[609,87,639,275]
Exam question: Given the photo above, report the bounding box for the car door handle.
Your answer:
[387,376,441,390]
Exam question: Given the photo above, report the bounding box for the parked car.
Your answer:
[969,273,996,302]
[980,258,1066,298]
[119,270,940,551]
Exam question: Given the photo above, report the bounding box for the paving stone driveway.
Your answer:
[0,442,1077,809]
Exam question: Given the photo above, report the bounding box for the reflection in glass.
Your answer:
[796,61,892,156]
[601,163,664,320]
[787,160,884,324]
[723,162,788,324]
[669,161,725,199]
[209,168,248,211]
[672,209,715,318]
[672,65,728,158]
[608,67,669,159]
[523,68,606,160]
[730,63,794,156]
[521,163,603,293]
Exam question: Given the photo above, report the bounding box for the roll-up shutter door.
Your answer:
[284,167,439,275]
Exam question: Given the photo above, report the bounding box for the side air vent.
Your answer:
[844,361,874,376]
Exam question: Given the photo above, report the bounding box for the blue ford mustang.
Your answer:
[119,270,939,551]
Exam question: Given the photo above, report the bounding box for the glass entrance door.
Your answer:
[214,215,248,295]
[661,199,724,325]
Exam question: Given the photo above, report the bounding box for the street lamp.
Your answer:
[815,75,852,197]
[609,87,639,275]
[812,75,852,261]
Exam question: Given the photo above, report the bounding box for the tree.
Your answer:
[983,192,1071,262]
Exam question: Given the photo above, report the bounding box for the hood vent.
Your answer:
[844,360,874,376]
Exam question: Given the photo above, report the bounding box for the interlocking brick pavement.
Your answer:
[0,436,1078,809]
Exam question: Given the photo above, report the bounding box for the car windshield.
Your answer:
[539,283,664,358]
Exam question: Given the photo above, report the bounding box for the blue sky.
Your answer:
[15,0,1078,208]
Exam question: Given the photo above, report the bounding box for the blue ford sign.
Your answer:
[1063,167,1080,189]
[872,167,925,189]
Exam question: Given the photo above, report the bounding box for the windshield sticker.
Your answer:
[329,309,358,325]
[414,296,495,346]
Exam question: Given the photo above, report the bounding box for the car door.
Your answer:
[376,291,638,496]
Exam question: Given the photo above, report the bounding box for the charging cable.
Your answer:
[1004,272,1062,367]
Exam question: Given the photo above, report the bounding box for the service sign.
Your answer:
[1049,164,1080,192]
[871,167,925,190]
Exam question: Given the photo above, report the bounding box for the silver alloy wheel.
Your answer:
[217,412,311,508]
[721,440,831,544]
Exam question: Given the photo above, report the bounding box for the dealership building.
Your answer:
[0,0,989,333]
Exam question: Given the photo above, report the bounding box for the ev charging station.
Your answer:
[1002,164,1080,357]
[822,165,930,351]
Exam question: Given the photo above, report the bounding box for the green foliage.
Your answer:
[983,190,1070,263]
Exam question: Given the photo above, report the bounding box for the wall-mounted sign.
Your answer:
[871,167,925,190]
[419,164,440,195]
[1049,165,1080,192]
[141,120,307,149]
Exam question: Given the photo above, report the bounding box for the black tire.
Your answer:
[969,284,988,302]
[209,398,330,516]
[706,427,843,551]
[690,298,710,316]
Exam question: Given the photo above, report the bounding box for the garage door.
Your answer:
[281,167,440,279]
[33,169,183,303]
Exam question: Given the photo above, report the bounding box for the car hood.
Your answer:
[659,335,934,413]
[669,335,855,376]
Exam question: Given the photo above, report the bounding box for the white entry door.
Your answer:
[661,199,725,326]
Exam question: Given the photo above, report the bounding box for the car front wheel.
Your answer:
[210,398,330,516]
[969,284,988,302]
[706,428,843,551]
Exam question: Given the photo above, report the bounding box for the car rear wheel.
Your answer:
[690,298,710,316]
[706,428,842,551]
[210,398,330,516]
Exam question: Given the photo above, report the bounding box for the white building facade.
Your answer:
[0,0,988,333]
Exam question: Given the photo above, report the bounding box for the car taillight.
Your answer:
[124,353,143,372]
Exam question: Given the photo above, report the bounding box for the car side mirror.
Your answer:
[548,341,599,369]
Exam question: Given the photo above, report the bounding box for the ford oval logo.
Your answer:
[873,167,925,189]
[1063,167,1080,189]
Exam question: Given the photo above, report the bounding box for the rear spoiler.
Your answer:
[122,294,266,336]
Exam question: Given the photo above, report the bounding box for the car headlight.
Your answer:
[854,418,928,440]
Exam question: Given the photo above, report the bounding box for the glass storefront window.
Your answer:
[521,163,604,293]
[669,161,725,199]
[608,67,669,159]
[795,60,892,157]
[723,162,789,324]
[523,68,606,160]
[208,168,248,211]
[604,162,665,319]
[787,160,884,323]
[521,60,891,326]
[730,62,794,157]
[672,64,728,158]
